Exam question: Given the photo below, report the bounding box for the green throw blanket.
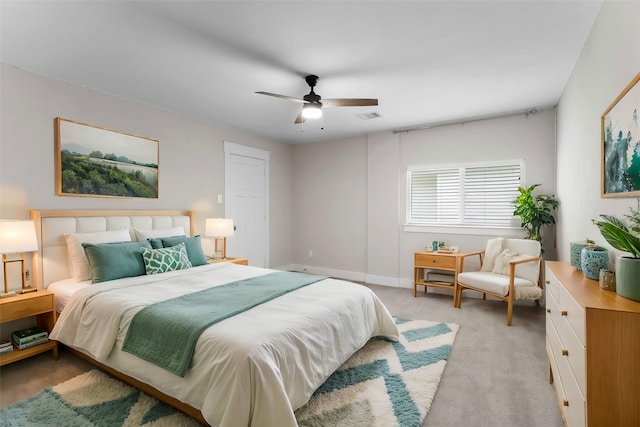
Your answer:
[121,271,325,377]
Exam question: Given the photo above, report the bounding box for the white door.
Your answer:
[224,141,269,267]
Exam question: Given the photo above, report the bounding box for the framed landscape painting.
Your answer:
[55,118,159,199]
[601,72,640,198]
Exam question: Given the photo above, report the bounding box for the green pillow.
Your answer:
[142,242,192,275]
[160,235,207,266]
[82,240,152,283]
[147,238,163,249]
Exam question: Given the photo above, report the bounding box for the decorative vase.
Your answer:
[599,269,616,291]
[615,256,640,302]
[580,246,609,280]
[570,240,593,270]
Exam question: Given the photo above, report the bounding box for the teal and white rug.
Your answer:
[0,318,458,427]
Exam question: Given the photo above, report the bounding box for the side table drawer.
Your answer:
[414,253,456,269]
[1,294,54,322]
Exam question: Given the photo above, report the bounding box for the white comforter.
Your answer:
[50,263,398,426]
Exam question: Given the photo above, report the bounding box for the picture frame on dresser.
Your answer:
[601,72,640,198]
[55,117,159,199]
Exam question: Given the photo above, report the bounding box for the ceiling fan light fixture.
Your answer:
[302,103,322,119]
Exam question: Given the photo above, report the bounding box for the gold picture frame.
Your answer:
[601,72,640,198]
[55,118,159,199]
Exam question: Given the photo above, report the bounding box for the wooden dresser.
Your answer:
[545,261,640,426]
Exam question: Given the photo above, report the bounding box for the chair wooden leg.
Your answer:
[506,300,513,326]
[454,286,461,308]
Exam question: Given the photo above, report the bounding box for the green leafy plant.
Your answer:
[592,200,640,259]
[512,184,559,245]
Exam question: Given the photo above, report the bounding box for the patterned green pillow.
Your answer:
[142,242,192,275]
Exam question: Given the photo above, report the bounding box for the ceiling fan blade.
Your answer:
[294,113,305,124]
[255,91,306,104]
[321,98,378,107]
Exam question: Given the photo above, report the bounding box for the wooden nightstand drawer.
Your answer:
[414,253,457,269]
[1,293,54,322]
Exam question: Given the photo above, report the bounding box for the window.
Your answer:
[407,161,523,227]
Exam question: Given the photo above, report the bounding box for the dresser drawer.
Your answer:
[414,253,457,269]
[557,283,586,345]
[545,266,560,306]
[561,357,586,427]
[556,315,586,396]
[546,315,567,400]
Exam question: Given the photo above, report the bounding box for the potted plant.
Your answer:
[513,184,559,252]
[592,201,640,301]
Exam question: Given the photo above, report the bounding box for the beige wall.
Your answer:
[556,0,640,264]
[293,108,557,285]
[292,136,368,276]
[0,65,293,271]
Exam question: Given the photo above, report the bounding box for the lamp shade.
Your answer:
[205,218,234,237]
[0,220,39,254]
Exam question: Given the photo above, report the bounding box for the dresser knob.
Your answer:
[546,280,550,284]
[546,308,551,313]
[563,400,569,407]
[561,310,568,316]
[562,349,569,356]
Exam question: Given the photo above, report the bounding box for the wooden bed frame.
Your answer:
[29,209,208,425]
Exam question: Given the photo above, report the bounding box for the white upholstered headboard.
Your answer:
[30,209,194,288]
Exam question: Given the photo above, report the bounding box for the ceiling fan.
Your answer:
[256,74,378,124]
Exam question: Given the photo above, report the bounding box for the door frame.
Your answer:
[224,141,270,267]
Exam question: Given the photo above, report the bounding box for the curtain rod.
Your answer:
[392,107,540,134]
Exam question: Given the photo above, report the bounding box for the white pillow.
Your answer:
[133,227,186,241]
[491,249,519,275]
[481,238,504,272]
[65,229,132,280]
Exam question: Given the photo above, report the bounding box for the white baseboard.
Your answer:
[277,264,491,301]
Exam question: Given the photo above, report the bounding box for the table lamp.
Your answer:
[0,220,39,296]
[205,218,234,259]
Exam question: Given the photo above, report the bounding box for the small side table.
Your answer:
[207,257,248,266]
[0,289,59,366]
[414,251,471,306]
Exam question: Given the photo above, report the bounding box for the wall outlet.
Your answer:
[25,269,30,280]
[308,250,313,258]
[217,194,223,204]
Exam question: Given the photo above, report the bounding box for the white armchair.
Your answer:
[454,238,543,326]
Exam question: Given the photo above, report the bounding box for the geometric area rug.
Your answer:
[295,318,459,427]
[0,318,458,427]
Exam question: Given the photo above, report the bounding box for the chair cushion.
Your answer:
[458,271,536,297]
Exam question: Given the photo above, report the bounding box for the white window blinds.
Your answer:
[407,161,523,227]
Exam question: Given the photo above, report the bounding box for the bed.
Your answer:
[31,209,398,426]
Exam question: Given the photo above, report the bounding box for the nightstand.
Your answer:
[207,257,248,266]
[0,289,59,366]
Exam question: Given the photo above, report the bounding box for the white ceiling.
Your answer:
[1,1,603,144]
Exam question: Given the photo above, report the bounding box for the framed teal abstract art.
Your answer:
[601,72,640,198]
